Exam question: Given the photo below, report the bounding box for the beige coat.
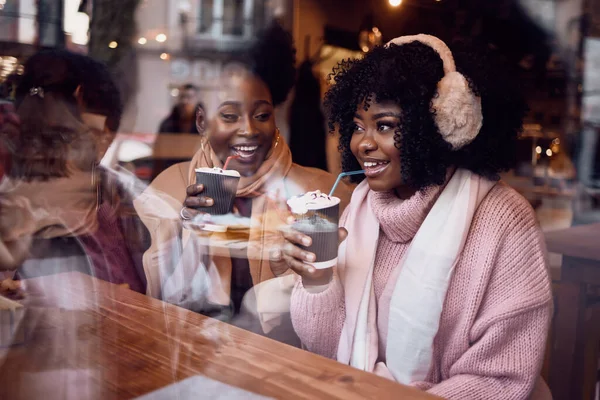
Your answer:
[134,160,352,333]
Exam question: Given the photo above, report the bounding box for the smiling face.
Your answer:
[350,100,410,195]
[199,72,276,177]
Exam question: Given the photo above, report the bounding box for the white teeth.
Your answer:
[234,146,258,152]
[364,161,388,167]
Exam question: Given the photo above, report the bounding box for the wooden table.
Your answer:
[0,272,437,400]
[545,223,600,400]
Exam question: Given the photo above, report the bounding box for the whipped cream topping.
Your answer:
[195,167,240,178]
[287,190,340,215]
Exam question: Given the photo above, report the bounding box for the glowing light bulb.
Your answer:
[108,41,118,49]
[389,0,402,6]
[138,37,147,45]
[156,33,167,43]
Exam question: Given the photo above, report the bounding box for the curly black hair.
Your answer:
[324,40,527,190]
[229,21,297,107]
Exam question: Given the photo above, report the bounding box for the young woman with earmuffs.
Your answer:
[272,35,553,399]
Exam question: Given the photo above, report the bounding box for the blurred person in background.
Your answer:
[135,22,352,345]
[2,50,149,293]
[158,84,202,134]
[277,35,553,399]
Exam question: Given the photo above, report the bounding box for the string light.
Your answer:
[156,33,167,43]
[535,146,542,154]
[160,53,170,60]
[138,37,147,45]
[108,41,118,49]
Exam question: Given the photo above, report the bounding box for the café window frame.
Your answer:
[197,0,266,40]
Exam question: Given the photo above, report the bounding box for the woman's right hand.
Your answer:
[270,226,348,287]
[180,183,214,226]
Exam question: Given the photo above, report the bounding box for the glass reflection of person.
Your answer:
[5,51,149,293]
[278,36,553,398]
[136,22,352,345]
[0,102,33,272]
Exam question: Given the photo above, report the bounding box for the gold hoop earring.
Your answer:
[199,135,209,150]
[273,128,281,149]
[265,128,281,159]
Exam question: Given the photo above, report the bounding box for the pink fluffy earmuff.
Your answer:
[386,34,483,150]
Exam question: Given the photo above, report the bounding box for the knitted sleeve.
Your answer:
[290,274,346,359]
[421,199,553,400]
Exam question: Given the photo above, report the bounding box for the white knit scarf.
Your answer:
[338,169,495,383]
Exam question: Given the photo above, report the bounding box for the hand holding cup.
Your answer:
[270,190,347,287]
[270,226,347,286]
[181,183,213,229]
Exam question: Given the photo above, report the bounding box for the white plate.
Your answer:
[196,214,254,232]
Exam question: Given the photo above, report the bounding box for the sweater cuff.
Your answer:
[292,274,344,313]
[304,283,331,294]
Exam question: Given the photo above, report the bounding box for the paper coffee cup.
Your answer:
[287,192,340,269]
[195,167,240,215]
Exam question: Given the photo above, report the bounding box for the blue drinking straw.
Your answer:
[329,170,365,197]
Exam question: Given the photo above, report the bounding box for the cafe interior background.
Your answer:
[1,0,600,399]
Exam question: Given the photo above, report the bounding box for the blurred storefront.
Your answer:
[0,0,89,98]
[125,0,293,137]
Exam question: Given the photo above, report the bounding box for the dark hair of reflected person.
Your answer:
[324,40,528,190]
[15,49,123,132]
[230,21,297,107]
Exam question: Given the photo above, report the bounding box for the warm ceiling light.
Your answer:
[156,33,167,43]
[138,37,147,45]
[389,0,402,6]
[160,52,170,60]
[108,41,118,48]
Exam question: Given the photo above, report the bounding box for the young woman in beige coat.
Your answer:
[135,23,351,345]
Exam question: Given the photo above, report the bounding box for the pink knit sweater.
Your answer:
[290,183,552,399]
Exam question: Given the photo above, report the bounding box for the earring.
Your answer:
[273,128,281,149]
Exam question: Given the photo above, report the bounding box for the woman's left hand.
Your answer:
[270,225,347,287]
[180,183,214,230]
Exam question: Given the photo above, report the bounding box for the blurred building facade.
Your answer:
[0,0,89,90]
[125,0,293,135]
